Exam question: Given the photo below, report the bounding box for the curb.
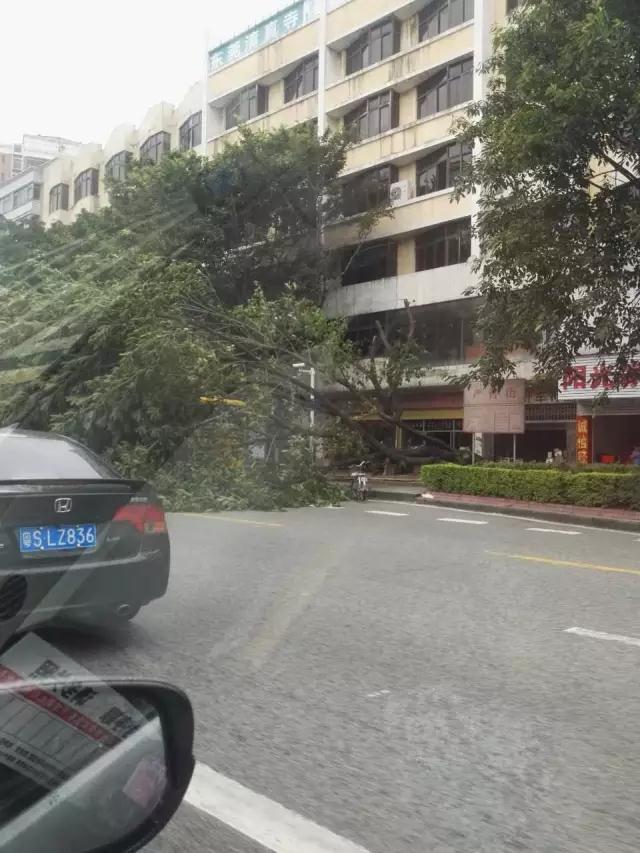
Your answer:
[366,490,640,532]
[368,489,422,504]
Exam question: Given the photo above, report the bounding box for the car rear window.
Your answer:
[0,433,119,480]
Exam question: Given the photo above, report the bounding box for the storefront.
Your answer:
[397,390,470,451]
[559,356,640,464]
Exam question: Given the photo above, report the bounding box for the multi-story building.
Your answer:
[0,134,81,179]
[0,147,12,183]
[0,135,81,224]
[0,168,44,224]
[30,82,204,228]
[205,0,568,460]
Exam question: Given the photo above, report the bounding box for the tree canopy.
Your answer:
[0,125,443,506]
[457,0,640,386]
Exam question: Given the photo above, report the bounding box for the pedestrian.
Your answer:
[631,446,640,466]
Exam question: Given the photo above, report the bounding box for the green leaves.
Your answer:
[456,0,640,386]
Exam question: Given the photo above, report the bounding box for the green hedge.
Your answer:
[420,464,640,509]
[478,461,631,474]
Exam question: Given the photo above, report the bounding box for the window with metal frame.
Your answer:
[417,56,474,118]
[139,132,171,165]
[105,151,131,182]
[225,85,269,129]
[344,91,399,142]
[347,299,477,362]
[284,55,319,103]
[346,18,401,75]
[179,112,202,151]
[419,0,474,41]
[48,183,69,213]
[343,165,398,216]
[74,169,99,204]
[12,184,36,208]
[416,142,472,195]
[342,240,398,286]
[415,218,471,270]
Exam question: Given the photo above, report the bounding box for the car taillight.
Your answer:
[113,502,167,534]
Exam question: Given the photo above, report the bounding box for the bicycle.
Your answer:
[350,461,369,501]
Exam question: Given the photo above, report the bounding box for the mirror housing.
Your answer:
[0,679,194,853]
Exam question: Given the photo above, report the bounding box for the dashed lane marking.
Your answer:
[369,499,640,536]
[438,517,488,525]
[365,510,409,517]
[565,627,640,649]
[185,761,372,853]
[526,527,582,536]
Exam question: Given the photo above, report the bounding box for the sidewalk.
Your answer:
[334,475,640,532]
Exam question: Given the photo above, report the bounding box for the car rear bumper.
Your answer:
[0,543,170,627]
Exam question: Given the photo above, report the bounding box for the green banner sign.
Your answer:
[209,1,311,72]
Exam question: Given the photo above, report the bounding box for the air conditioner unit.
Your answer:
[389,180,410,206]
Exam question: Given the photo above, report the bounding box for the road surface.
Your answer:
[42,501,640,852]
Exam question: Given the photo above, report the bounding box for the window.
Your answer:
[74,168,99,204]
[284,55,319,103]
[225,85,269,129]
[416,142,472,195]
[0,194,13,214]
[49,183,69,213]
[139,132,171,165]
[0,433,118,480]
[415,218,471,270]
[105,151,131,182]
[348,299,478,361]
[12,184,37,208]
[346,18,401,75]
[179,112,202,151]
[342,240,397,286]
[507,0,523,10]
[419,0,474,41]
[343,165,398,216]
[345,91,399,142]
[417,56,473,118]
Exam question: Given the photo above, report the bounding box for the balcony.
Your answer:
[208,92,318,153]
[325,186,473,246]
[4,199,41,223]
[324,263,476,318]
[326,22,474,114]
[208,20,319,104]
[342,104,468,174]
[327,0,424,45]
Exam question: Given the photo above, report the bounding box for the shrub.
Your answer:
[420,464,640,509]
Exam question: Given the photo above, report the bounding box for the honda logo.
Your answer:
[54,497,72,513]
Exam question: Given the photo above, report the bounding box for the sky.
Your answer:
[1,0,287,145]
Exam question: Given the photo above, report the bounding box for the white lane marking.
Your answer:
[369,499,640,537]
[366,689,391,698]
[365,510,408,517]
[565,627,640,648]
[527,527,582,535]
[185,762,372,853]
[438,517,488,525]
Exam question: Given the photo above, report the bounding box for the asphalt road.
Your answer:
[37,501,640,852]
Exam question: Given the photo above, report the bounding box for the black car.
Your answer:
[0,429,170,634]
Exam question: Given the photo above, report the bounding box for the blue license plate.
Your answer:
[19,524,97,553]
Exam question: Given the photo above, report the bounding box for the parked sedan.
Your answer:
[0,429,170,635]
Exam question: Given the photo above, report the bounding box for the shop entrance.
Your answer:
[593,413,640,464]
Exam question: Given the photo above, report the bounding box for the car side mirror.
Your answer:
[0,678,194,853]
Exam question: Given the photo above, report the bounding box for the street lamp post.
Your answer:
[293,362,316,457]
